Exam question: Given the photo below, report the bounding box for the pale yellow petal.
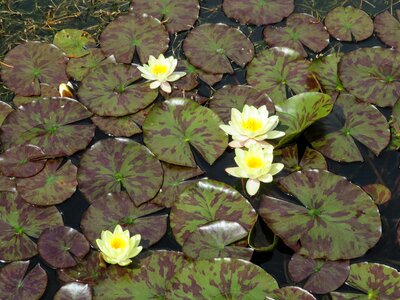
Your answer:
[246,179,260,196]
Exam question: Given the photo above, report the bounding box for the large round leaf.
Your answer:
[53,29,96,58]
[66,48,109,81]
[1,42,68,96]
[183,23,254,74]
[309,52,343,95]
[0,97,95,157]
[78,138,163,205]
[143,98,227,167]
[259,170,381,260]
[273,286,316,300]
[374,10,400,49]
[54,282,92,300]
[12,83,61,106]
[170,179,257,245]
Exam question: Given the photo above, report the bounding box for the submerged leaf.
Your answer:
[53,29,96,58]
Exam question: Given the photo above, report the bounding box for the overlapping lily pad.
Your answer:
[273,286,316,300]
[1,42,68,96]
[53,29,96,58]
[54,283,92,300]
[66,48,110,81]
[12,83,61,106]
[362,184,392,205]
[0,101,13,126]
[330,292,366,299]
[259,170,381,260]
[183,23,254,74]
[374,10,400,49]
[78,138,163,205]
[143,98,227,167]
[309,52,343,95]
[389,100,400,150]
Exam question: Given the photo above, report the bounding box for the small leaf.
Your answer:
[53,29,96,58]
[362,184,392,205]
[374,10,400,49]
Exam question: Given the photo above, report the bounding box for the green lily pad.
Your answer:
[0,97,95,157]
[77,63,158,117]
[222,0,294,25]
[389,100,400,150]
[100,13,169,64]
[264,13,329,57]
[259,170,381,260]
[183,23,254,74]
[53,29,96,58]
[273,286,316,300]
[130,0,200,33]
[91,113,143,137]
[54,282,92,300]
[374,10,400,49]
[0,101,13,126]
[81,192,167,248]
[0,261,47,300]
[143,98,227,167]
[66,48,110,81]
[362,184,392,205]
[170,179,257,245]
[1,42,68,96]
[161,89,208,105]
[78,138,163,205]
[330,292,367,299]
[325,7,374,42]
[16,159,77,206]
[246,47,320,102]
[339,47,400,107]
[306,94,390,162]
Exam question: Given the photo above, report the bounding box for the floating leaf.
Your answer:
[143,98,227,167]
[330,292,366,299]
[91,114,142,137]
[53,29,96,58]
[389,100,400,150]
[259,170,381,260]
[362,184,392,205]
[66,48,109,81]
[58,250,101,284]
[0,101,13,126]
[54,282,92,300]
[309,52,343,95]
[183,23,254,74]
[0,174,16,192]
[12,83,61,106]
[248,216,277,252]
[374,10,400,49]
[273,286,316,300]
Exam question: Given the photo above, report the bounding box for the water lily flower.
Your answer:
[96,224,142,266]
[137,54,186,93]
[58,82,74,98]
[219,105,285,148]
[226,143,284,196]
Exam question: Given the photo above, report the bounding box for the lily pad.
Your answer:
[0,97,95,157]
[273,286,316,300]
[374,10,400,49]
[259,169,381,260]
[81,192,167,248]
[309,52,343,95]
[330,292,367,299]
[66,48,110,81]
[183,23,254,74]
[338,47,400,107]
[54,282,92,300]
[325,7,374,42]
[306,94,390,162]
[1,42,68,96]
[170,179,257,245]
[100,13,169,64]
[91,114,142,137]
[0,261,47,300]
[246,47,320,102]
[38,226,90,269]
[362,184,392,205]
[222,0,294,25]
[0,174,16,192]
[16,159,77,206]
[53,29,96,58]
[143,98,227,167]
[0,101,13,126]
[264,13,329,57]
[130,0,200,33]
[389,100,400,150]
[77,63,158,117]
[13,83,61,106]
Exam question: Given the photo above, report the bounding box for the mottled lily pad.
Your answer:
[143,98,227,167]
[389,100,400,150]
[66,48,110,81]
[259,170,381,260]
[330,292,367,299]
[374,10,400,49]
[54,282,92,300]
[0,101,13,126]
[13,83,61,106]
[183,23,254,74]
[54,29,96,58]
[309,52,343,95]
[362,184,392,205]
[100,13,169,64]
[1,42,68,96]
[273,286,316,300]
[325,7,374,42]
[0,98,95,157]
[0,261,47,300]
[78,138,163,205]
[0,174,16,192]
[91,114,142,137]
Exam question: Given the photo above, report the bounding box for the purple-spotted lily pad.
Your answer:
[183,23,254,74]
[259,170,381,260]
[181,60,223,86]
[362,184,392,205]
[1,42,68,96]
[339,47,400,107]
[0,193,63,261]
[66,48,110,81]
[12,83,61,106]
[143,98,227,167]
[0,101,13,126]
[310,52,344,95]
[330,292,367,299]
[325,7,374,42]
[53,29,96,58]
[38,226,90,269]
[81,192,167,248]
[130,0,200,33]
[209,85,275,123]
[58,251,101,284]
[16,159,77,206]
[0,97,95,157]
[288,253,349,294]
[77,63,157,117]
[273,286,316,300]
[374,10,400,49]
[170,179,257,245]
[166,258,279,299]
[264,13,329,57]
[246,47,320,102]
[182,220,253,260]
[78,139,163,205]
[91,114,143,137]
[100,13,169,64]
[222,0,294,25]
[0,261,47,300]
[0,144,46,178]
[389,100,400,150]
[306,94,390,162]
[54,282,92,300]
[0,174,16,192]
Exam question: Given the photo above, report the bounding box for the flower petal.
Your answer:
[150,81,161,89]
[246,179,260,196]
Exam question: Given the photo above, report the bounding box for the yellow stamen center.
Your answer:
[151,64,168,75]
[242,118,262,132]
[110,236,127,249]
[246,156,263,168]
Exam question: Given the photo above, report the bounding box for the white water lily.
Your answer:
[137,54,186,93]
[219,105,285,148]
[226,143,284,196]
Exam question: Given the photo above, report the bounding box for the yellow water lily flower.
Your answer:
[137,54,186,93]
[96,224,142,266]
[219,105,285,148]
[226,143,284,196]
